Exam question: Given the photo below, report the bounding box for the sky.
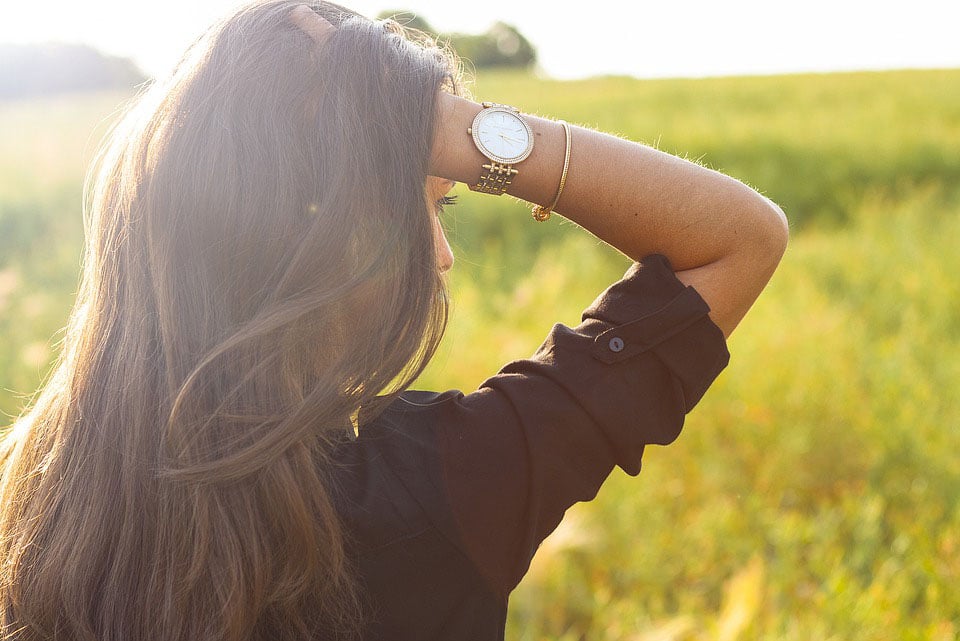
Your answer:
[3,0,960,81]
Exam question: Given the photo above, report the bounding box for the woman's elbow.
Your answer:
[754,196,790,265]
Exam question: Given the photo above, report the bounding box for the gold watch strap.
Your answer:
[472,162,518,195]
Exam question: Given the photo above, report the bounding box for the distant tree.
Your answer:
[375,11,536,70]
[441,21,536,69]
[0,43,147,100]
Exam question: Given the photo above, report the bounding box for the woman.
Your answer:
[0,1,788,640]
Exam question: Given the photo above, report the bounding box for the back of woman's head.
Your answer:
[0,2,461,639]
[146,0,460,428]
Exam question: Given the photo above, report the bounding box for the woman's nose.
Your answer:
[434,219,454,273]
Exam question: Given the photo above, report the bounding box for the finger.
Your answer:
[288,5,336,48]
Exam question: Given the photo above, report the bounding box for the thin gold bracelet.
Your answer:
[532,120,572,222]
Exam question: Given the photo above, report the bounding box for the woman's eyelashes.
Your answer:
[435,194,458,214]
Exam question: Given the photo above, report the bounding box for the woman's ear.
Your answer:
[288,5,336,48]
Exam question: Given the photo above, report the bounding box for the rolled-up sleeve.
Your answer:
[362,253,729,601]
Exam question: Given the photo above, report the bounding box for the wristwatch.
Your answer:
[467,102,534,195]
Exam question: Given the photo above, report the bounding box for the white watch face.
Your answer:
[472,108,534,163]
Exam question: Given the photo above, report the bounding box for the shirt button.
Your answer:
[608,336,624,353]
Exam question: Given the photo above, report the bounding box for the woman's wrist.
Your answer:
[429,92,567,210]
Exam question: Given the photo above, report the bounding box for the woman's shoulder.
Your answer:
[328,389,462,548]
[330,397,511,637]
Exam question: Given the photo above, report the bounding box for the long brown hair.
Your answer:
[0,2,461,638]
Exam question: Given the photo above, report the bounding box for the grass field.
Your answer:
[1,68,958,639]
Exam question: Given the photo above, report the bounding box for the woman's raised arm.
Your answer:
[429,92,789,339]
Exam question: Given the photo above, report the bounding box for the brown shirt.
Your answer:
[328,253,730,640]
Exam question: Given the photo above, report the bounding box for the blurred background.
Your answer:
[1,1,958,639]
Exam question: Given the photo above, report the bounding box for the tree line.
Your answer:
[0,13,536,99]
[0,43,146,99]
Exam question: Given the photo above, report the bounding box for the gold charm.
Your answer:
[531,206,551,222]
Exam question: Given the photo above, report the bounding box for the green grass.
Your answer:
[2,69,958,639]
[492,185,960,641]
[0,90,130,413]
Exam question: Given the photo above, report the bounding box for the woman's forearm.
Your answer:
[430,92,788,271]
